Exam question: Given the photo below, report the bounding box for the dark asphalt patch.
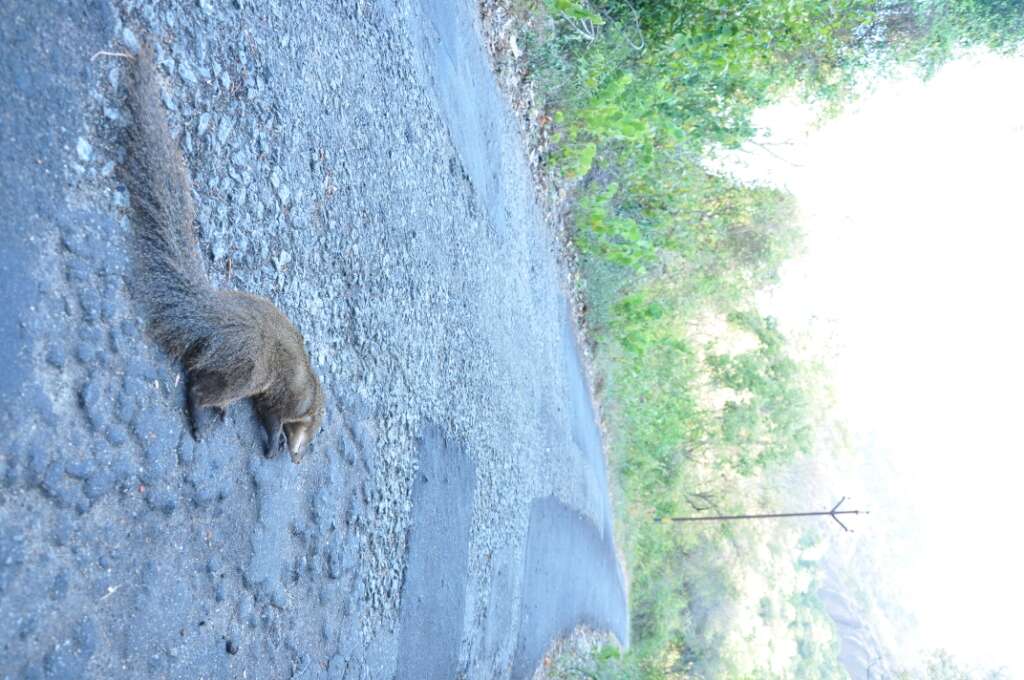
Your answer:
[396,425,477,679]
[559,309,606,494]
[510,496,630,680]
[408,0,512,238]
[0,0,113,413]
[407,0,631,672]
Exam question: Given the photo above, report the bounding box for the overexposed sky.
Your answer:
[728,53,1024,676]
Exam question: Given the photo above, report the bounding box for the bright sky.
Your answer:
[727,52,1024,676]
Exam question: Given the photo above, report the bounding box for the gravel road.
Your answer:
[0,0,627,678]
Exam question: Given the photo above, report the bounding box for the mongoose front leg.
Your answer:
[261,412,285,458]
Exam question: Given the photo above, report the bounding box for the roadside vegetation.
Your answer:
[506,1,1024,677]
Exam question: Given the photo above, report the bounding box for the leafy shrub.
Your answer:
[523,0,1024,676]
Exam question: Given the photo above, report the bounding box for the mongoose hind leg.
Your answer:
[185,369,235,441]
[185,375,220,441]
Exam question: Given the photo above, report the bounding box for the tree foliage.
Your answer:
[707,312,815,473]
[895,649,1011,680]
[527,0,1024,677]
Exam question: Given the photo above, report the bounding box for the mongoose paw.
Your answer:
[260,413,284,459]
[190,406,224,442]
[263,430,287,458]
[189,414,205,442]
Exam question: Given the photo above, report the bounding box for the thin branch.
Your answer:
[746,139,804,167]
[563,14,598,42]
[91,50,134,62]
[621,0,646,51]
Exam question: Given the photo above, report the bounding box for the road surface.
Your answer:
[0,1,627,677]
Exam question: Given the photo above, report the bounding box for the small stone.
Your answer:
[216,117,234,145]
[161,90,178,112]
[74,617,98,658]
[26,443,50,485]
[49,571,70,601]
[270,587,287,609]
[40,464,75,507]
[75,496,92,515]
[115,389,138,425]
[178,437,196,466]
[64,459,95,480]
[76,138,93,162]
[29,386,56,425]
[79,289,102,322]
[144,486,177,515]
[327,654,346,679]
[327,542,343,580]
[76,342,97,364]
[342,434,357,466]
[80,379,108,430]
[103,106,121,121]
[101,299,117,323]
[3,460,17,488]
[178,60,198,85]
[346,497,361,526]
[212,240,228,261]
[51,517,73,546]
[111,458,138,489]
[122,27,140,54]
[272,250,292,271]
[84,470,115,500]
[225,638,239,655]
[106,425,128,447]
[45,345,66,369]
[141,439,175,485]
[198,112,212,136]
[237,597,252,622]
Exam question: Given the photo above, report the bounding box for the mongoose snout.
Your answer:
[120,41,325,462]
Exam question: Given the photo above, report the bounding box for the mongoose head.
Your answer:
[284,374,324,463]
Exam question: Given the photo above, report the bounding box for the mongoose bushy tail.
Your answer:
[120,43,324,462]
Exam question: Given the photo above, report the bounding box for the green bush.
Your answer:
[524,0,1024,676]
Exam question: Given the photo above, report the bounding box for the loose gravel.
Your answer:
[0,0,623,677]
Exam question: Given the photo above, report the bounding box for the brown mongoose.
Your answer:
[119,43,323,463]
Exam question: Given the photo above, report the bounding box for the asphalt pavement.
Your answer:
[0,1,627,678]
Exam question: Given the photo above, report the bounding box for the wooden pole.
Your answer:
[654,497,868,531]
